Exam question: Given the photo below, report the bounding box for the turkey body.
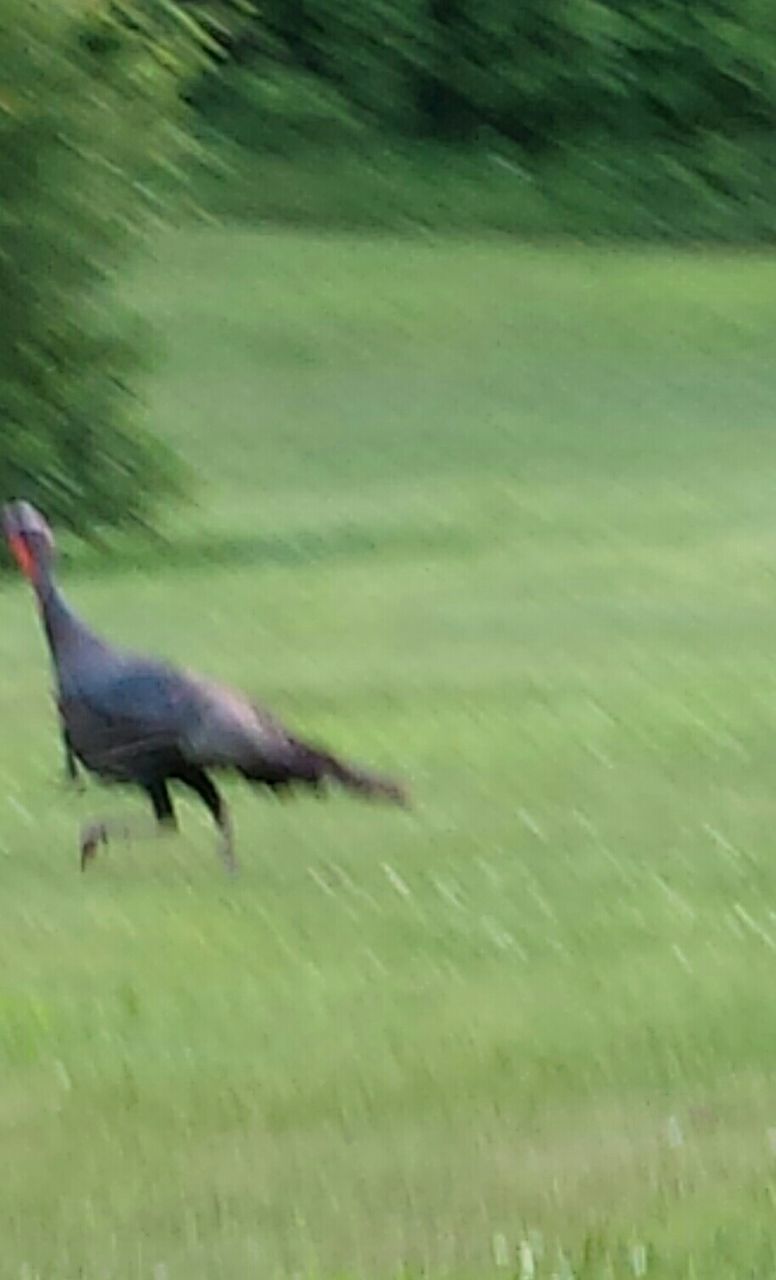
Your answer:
[59,652,346,793]
[3,499,407,872]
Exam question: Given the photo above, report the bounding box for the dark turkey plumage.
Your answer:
[3,500,407,872]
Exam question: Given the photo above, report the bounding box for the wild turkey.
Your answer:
[3,500,407,872]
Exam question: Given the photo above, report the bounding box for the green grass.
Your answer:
[4,231,776,1276]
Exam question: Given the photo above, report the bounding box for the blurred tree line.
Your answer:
[185,0,776,242]
[3,0,776,538]
[194,0,776,155]
[0,0,246,539]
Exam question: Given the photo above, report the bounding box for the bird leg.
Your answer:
[79,815,177,870]
[79,773,236,876]
[173,765,237,876]
[215,807,237,877]
[80,781,178,871]
[61,730,86,792]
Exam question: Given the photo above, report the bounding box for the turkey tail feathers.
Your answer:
[316,749,409,806]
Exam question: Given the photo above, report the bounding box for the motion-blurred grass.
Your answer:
[193,137,776,243]
[3,233,776,1276]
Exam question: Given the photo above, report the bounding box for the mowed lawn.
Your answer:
[3,232,776,1277]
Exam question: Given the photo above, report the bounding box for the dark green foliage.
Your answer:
[197,0,776,150]
[0,0,246,538]
[193,134,776,245]
[193,0,776,241]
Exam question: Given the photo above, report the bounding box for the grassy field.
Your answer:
[3,232,776,1277]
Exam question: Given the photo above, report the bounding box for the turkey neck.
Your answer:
[32,559,112,680]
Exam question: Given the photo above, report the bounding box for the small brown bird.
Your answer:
[4,500,407,873]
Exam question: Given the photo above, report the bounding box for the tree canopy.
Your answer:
[0,0,240,536]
